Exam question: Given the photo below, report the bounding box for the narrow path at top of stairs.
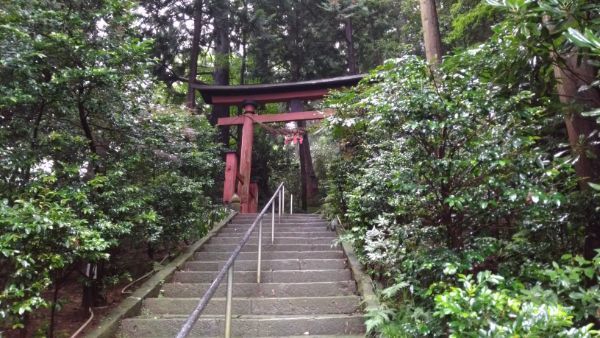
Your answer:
[119,213,366,337]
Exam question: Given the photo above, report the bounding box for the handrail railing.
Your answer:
[176,182,291,338]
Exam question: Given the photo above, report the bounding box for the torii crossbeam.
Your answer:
[193,75,363,213]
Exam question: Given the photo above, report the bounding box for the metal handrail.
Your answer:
[176,182,290,338]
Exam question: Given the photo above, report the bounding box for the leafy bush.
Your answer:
[434,267,599,337]
[323,32,599,337]
[0,188,109,328]
[0,0,223,332]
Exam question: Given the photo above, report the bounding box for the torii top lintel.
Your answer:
[191,74,364,105]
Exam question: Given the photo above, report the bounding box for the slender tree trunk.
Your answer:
[240,0,248,86]
[186,0,203,110]
[48,276,60,338]
[419,0,443,64]
[235,1,248,155]
[344,18,357,74]
[289,100,318,211]
[77,92,105,310]
[23,100,46,184]
[18,313,29,338]
[78,99,97,155]
[286,7,317,210]
[81,262,106,309]
[420,0,458,248]
[210,0,231,145]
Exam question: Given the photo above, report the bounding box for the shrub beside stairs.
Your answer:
[118,213,366,337]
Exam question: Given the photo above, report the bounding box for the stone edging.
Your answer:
[336,228,380,312]
[85,210,237,338]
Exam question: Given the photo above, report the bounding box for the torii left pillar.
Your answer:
[237,101,256,213]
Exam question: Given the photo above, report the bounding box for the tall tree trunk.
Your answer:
[553,53,600,259]
[345,18,357,74]
[210,0,231,145]
[240,0,248,86]
[554,55,600,186]
[289,100,318,211]
[419,0,443,64]
[186,0,203,110]
[77,93,105,310]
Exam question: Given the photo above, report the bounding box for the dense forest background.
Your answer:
[1,0,599,336]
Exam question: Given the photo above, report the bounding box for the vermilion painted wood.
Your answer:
[223,152,238,204]
[238,114,254,213]
[210,89,329,105]
[223,110,334,213]
[249,183,258,213]
[217,110,334,126]
[236,173,244,185]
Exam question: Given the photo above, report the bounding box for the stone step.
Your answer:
[184,259,347,271]
[230,221,327,225]
[161,281,357,298]
[219,227,330,233]
[120,314,365,337]
[237,217,324,220]
[233,213,322,218]
[226,221,328,226]
[115,211,365,338]
[231,219,326,223]
[172,269,352,283]
[214,232,336,239]
[200,336,364,338]
[209,237,336,245]
[201,336,364,338]
[193,250,345,261]
[198,244,339,253]
[143,296,361,315]
[224,225,330,231]
[230,220,328,224]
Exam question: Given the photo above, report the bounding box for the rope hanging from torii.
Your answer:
[245,113,306,145]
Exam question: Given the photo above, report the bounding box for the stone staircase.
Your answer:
[119,213,366,337]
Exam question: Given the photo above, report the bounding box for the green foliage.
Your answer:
[539,253,600,322]
[327,53,575,255]
[445,1,499,47]
[365,305,396,334]
[431,253,600,337]
[323,16,599,334]
[566,28,600,55]
[252,128,302,201]
[433,267,599,338]
[0,0,222,331]
[485,0,598,70]
[0,193,108,328]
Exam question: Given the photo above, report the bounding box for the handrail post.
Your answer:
[271,202,275,244]
[282,186,285,214]
[257,217,262,283]
[290,194,293,214]
[225,263,234,338]
[278,190,282,219]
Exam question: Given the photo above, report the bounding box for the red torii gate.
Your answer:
[192,75,363,213]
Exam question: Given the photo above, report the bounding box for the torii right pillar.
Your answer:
[237,102,256,213]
